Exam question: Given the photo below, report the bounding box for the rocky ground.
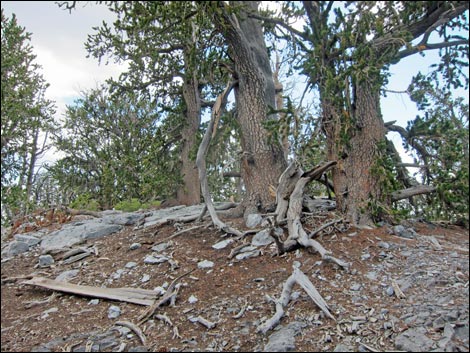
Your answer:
[1,204,469,352]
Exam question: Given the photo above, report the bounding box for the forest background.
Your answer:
[1,1,469,228]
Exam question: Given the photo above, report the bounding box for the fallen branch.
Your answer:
[308,218,344,238]
[115,321,146,346]
[138,269,195,324]
[257,263,335,334]
[189,316,217,329]
[22,277,158,306]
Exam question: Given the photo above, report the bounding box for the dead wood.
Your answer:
[137,269,195,324]
[274,160,303,224]
[195,80,243,237]
[115,321,146,346]
[308,218,344,238]
[274,161,350,269]
[257,263,335,334]
[22,277,158,306]
[391,185,436,201]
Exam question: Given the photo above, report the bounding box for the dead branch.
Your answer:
[391,185,436,201]
[138,269,195,324]
[22,277,158,306]
[115,321,146,346]
[308,218,344,238]
[257,263,335,334]
[279,162,349,269]
[196,80,243,237]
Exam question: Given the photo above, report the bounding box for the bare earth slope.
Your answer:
[1,208,468,352]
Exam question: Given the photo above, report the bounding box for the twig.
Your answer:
[308,218,344,238]
[137,269,195,324]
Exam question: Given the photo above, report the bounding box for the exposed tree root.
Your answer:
[274,161,350,270]
[257,263,335,334]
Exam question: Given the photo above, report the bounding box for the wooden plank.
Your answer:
[22,277,157,306]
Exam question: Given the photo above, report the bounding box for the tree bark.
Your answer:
[327,80,387,226]
[208,1,287,215]
[177,65,202,206]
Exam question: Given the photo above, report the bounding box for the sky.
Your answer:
[2,1,468,168]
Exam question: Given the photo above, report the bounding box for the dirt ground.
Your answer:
[1,211,469,352]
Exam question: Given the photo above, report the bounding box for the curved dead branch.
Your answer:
[196,80,243,237]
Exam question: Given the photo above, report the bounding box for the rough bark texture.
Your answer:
[210,1,287,215]
[177,64,201,206]
[324,80,386,226]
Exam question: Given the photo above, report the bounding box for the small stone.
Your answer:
[125,261,137,268]
[129,243,142,250]
[197,260,214,269]
[38,255,55,267]
[108,305,121,319]
[141,274,150,283]
[188,295,198,304]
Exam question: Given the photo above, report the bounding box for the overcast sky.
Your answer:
[2,1,468,166]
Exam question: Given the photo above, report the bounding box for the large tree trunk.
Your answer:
[209,1,287,214]
[177,70,201,206]
[323,80,386,226]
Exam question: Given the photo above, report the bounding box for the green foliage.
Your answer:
[1,10,56,224]
[405,75,469,223]
[52,84,179,209]
[114,199,161,212]
[69,193,100,211]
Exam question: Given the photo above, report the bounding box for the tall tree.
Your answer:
[1,10,56,223]
[262,1,468,225]
[82,1,226,206]
[52,85,169,209]
[201,1,288,216]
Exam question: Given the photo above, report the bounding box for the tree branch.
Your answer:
[397,39,469,61]
[391,185,436,202]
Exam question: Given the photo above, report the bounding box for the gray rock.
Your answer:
[108,305,121,319]
[263,322,305,352]
[129,242,142,250]
[39,254,55,267]
[395,327,435,352]
[151,242,169,252]
[2,241,30,257]
[212,238,234,250]
[125,261,138,268]
[55,269,79,282]
[141,274,150,283]
[144,254,169,264]
[197,260,214,269]
[393,225,417,239]
[103,212,145,226]
[14,233,42,246]
[365,271,378,280]
[40,220,122,253]
[333,344,353,352]
[246,213,263,228]
[251,229,275,246]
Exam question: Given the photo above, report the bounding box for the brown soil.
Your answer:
[1,213,469,352]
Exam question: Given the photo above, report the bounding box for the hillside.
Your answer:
[1,205,469,352]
